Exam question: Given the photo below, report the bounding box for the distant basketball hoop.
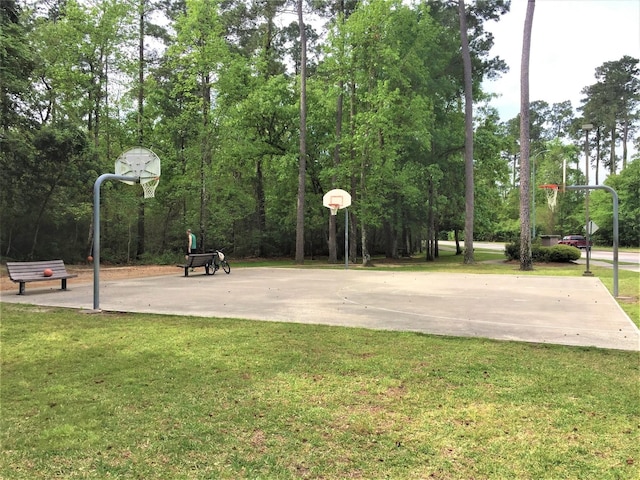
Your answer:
[323,189,351,215]
[539,184,559,212]
[322,188,352,269]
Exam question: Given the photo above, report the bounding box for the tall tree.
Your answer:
[518,0,535,271]
[458,0,474,264]
[295,0,308,264]
[168,0,228,250]
[137,0,148,259]
[324,0,356,264]
[336,0,439,264]
[547,100,574,140]
[426,0,508,259]
[581,56,639,174]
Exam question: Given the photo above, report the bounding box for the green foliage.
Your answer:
[0,123,95,261]
[581,56,639,174]
[591,158,640,247]
[0,0,34,130]
[2,0,637,263]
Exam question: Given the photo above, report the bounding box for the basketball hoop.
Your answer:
[323,188,352,215]
[141,176,159,199]
[322,188,352,270]
[539,184,559,212]
[115,147,161,199]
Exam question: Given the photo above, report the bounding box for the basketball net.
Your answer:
[540,184,558,212]
[141,177,160,199]
[329,204,339,216]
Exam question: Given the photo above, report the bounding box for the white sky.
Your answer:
[483,0,640,122]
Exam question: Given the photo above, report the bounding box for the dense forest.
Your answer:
[1,0,638,265]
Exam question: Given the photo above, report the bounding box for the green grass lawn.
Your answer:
[1,302,639,480]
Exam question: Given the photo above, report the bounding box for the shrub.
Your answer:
[504,242,519,261]
[546,244,581,262]
[532,244,548,262]
[504,241,544,261]
[504,241,581,263]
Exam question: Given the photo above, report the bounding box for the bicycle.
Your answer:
[211,249,231,274]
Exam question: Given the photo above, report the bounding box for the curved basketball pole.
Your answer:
[566,184,619,297]
[92,174,140,311]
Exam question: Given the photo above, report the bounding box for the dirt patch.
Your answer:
[617,295,639,304]
[0,264,177,293]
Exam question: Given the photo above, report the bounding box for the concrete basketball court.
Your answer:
[2,268,638,351]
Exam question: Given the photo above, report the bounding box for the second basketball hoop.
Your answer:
[539,184,559,212]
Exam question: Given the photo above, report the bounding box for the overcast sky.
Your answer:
[483,0,640,122]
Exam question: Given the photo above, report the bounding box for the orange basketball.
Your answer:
[87,256,93,262]
[43,268,53,277]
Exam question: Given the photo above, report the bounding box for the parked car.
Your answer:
[558,235,592,250]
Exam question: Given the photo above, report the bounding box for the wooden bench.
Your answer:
[6,260,78,295]
[176,253,216,277]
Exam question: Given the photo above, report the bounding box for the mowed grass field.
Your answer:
[2,300,638,479]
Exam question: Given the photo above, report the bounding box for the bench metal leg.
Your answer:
[61,279,68,290]
[184,267,189,277]
[18,282,25,295]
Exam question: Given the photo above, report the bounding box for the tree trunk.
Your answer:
[295,0,307,264]
[329,83,343,264]
[519,0,536,271]
[458,0,475,264]
[136,0,146,260]
[426,177,435,261]
[349,80,357,264]
[609,125,616,175]
[328,212,337,262]
[328,1,347,264]
[595,126,601,185]
[383,221,392,258]
[360,222,369,266]
[200,72,211,252]
[622,118,628,169]
[29,174,62,259]
[255,158,265,256]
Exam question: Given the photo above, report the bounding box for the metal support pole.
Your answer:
[93,174,139,311]
[582,125,593,276]
[345,208,349,270]
[530,149,549,239]
[566,185,619,297]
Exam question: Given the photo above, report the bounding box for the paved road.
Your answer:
[2,268,638,351]
[440,241,640,272]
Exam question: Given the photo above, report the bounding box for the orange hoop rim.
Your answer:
[538,183,558,190]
